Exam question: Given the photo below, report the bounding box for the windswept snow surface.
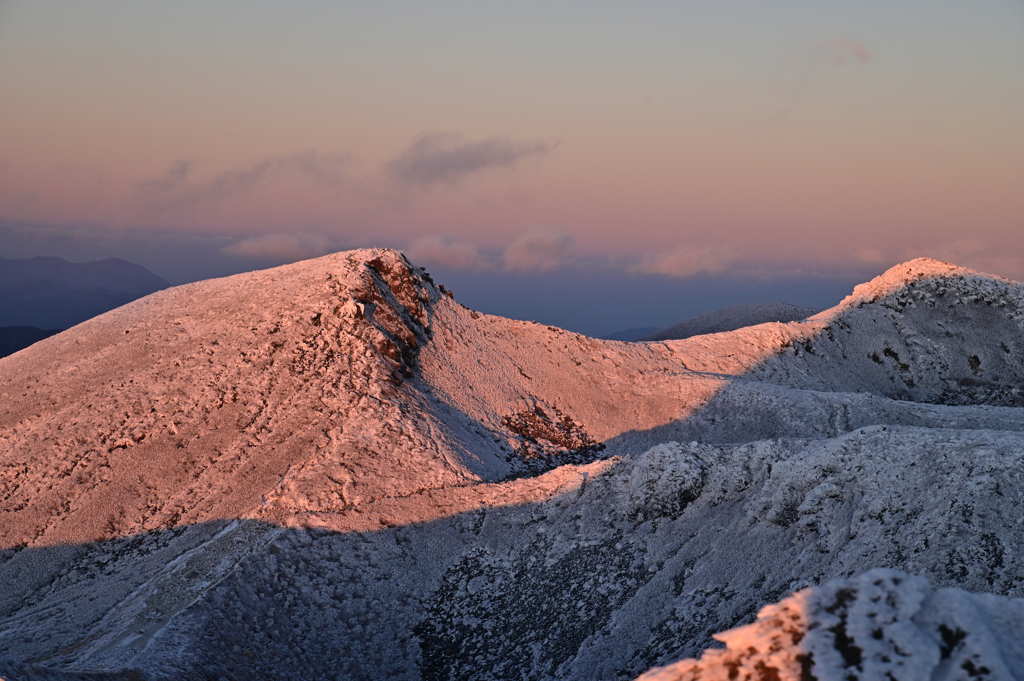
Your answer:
[2,253,1024,679]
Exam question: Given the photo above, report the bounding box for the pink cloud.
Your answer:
[503,226,573,272]
[222,233,331,263]
[407,236,488,271]
[816,37,871,67]
[133,152,351,216]
[388,133,554,186]
[629,246,734,278]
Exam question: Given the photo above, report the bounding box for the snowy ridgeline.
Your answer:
[640,568,1024,681]
[3,252,1024,679]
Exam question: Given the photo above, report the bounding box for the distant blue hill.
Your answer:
[0,326,62,359]
[599,326,660,342]
[0,256,170,329]
[640,302,820,341]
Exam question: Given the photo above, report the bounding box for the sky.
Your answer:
[1,1,1022,335]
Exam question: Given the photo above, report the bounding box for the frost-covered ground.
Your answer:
[1,252,1024,680]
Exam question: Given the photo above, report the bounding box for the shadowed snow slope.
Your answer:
[2,253,1024,679]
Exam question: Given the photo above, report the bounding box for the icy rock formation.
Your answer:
[638,568,1024,681]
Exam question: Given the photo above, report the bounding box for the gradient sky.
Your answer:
[1,1,1023,334]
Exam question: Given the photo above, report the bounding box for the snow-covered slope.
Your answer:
[2,253,1024,680]
[640,302,820,341]
[753,259,1024,405]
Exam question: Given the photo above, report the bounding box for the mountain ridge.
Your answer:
[0,256,169,294]
[2,252,1024,679]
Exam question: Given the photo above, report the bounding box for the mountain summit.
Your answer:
[2,252,1024,679]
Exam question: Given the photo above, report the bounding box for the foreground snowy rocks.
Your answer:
[2,252,1024,679]
[639,568,1024,681]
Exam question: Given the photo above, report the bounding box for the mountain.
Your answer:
[640,302,820,341]
[2,252,1024,680]
[0,256,170,329]
[0,326,62,359]
[599,327,660,342]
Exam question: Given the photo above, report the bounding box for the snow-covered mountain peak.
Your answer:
[821,257,1012,319]
[747,257,1024,407]
[5,251,1024,679]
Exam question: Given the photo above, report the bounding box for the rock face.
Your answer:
[2,253,1024,680]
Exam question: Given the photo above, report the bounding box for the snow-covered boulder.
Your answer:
[638,568,1024,681]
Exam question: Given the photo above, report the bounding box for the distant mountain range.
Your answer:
[639,302,820,341]
[0,326,62,358]
[599,326,660,341]
[600,302,820,343]
[0,256,169,331]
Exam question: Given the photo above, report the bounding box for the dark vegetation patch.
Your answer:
[824,587,862,673]
[938,624,966,659]
[501,405,606,476]
[962,658,992,677]
[416,537,652,681]
[882,347,911,372]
